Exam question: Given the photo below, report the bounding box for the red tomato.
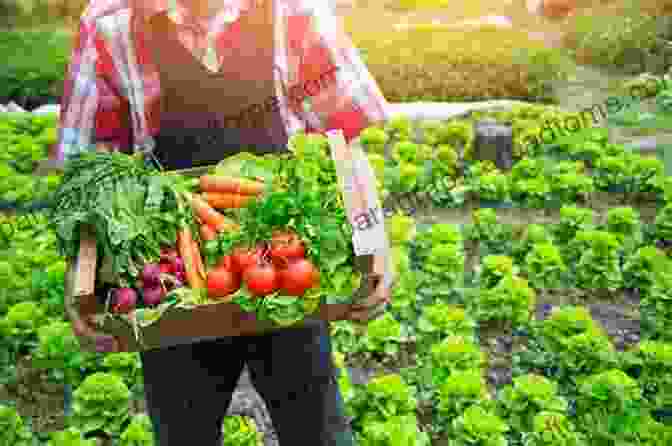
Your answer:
[278,258,319,296]
[243,261,279,297]
[270,230,305,260]
[207,268,241,299]
[231,245,263,274]
[215,255,235,271]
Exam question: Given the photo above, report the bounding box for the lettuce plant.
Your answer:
[118,414,155,446]
[511,176,552,208]
[641,272,672,341]
[623,340,672,409]
[550,172,594,204]
[414,223,462,255]
[524,243,567,290]
[572,231,623,291]
[363,313,405,357]
[349,374,418,431]
[467,275,536,327]
[385,116,413,142]
[512,224,553,263]
[430,336,486,387]
[357,414,430,446]
[603,206,642,250]
[449,405,509,446]
[417,303,477,345]
[467,208,513,254]
[653,203,672,242]
[421,243,465,294]
[477,255,517,289]
[389,267,420,323]
[575,369,645,445]
[521,412,587,446]
[102,352,143,395]
[359,126,389,154]
[47,427,98,446]
[539,306,599,350]
[622,245,670,293]
[1,300,48,354]
[0,403,33,446]
[437,369,492,425]
[387,214,417,247]
[471,171,510,202]
[631,155,664,193]
[497,374,568,434]
[593,154,634,190]
[70,372,132,437]
[552,206,595,248]
[32,320,86,385]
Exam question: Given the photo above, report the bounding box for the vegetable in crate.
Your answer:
[49,152,184,285]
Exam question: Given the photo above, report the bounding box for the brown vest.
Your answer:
[145,4,288,170]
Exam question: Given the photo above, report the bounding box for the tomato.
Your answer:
[270,230,305,260]
[215,255,235,271]
[243,261,279,297]
[231,245,263,274]
[278,258,319,296]
[207,267,241,299]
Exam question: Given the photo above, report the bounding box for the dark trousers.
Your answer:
[140,322,357,446]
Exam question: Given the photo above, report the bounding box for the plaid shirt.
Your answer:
[53,0,389,162]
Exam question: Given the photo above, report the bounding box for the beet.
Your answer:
[112,288,137,313]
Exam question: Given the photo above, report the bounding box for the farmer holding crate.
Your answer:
[49,0,394,444]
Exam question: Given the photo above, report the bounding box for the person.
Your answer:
[50,0,394,445]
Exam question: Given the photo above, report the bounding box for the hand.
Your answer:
[347,276,391,323]
[70,311,125,353]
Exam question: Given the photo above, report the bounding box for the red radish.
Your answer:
[278,258,319,296]
[207,267,241,299]
[231,245,263,274]
[112,288,137,313]
[270,230,305,260]
[243,260,278,297]
[175,270,186,283]
[143,285,166,306]
[159,262,172,274]
[142,263,162,287]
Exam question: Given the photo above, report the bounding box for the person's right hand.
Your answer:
[69,310,124,354]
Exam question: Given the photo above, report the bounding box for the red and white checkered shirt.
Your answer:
[53,0,389,161]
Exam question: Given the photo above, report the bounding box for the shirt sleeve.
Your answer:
[53,19,131,163]
[285,2,389,143]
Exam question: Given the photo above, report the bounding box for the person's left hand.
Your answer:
[346,255,393,323]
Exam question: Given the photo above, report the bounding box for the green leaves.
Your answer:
[449,405,509,446]
[70,372,132,437]
[0,404,34,446]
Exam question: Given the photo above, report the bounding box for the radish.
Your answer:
[142,263,162,287]
[161,248,179,262]
[143,285,166,306]
[159,262,172,274]
[112,288,137,313]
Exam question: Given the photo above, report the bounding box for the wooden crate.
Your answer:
[67,165,380,351]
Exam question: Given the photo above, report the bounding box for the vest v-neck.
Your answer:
[161,13,223,75]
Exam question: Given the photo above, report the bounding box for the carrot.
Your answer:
[200,224,218,241]
[200,175,264,195]
[191,238,207,280]
[203,192,254,209]
[189,193,238,231]
[177,228,205,289]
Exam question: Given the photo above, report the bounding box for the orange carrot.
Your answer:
[191,238,207,280]
[200,175,264,195]
[178,228,205,289]
[203,192,254,209]
[200,224,218,241]
[190,193,238,231]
